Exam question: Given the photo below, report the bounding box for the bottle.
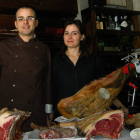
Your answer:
[100,13,107,30]
[108,15,115,30]
[120,15,128,31]
[96,15,100,29]
[119,16,125,30]
[114,16,121,30]
[107,15,111,29]
[127,17,134,31]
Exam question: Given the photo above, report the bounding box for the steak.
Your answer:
[50,126,76,138]
[0,107,31,140]
[57,64,135,119]
[76,109,124,140]
[38,127,61,139]
[31,123,77,139]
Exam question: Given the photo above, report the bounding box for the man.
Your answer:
[0,6,52,132]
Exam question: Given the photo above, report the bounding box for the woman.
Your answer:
[52,20,128,119]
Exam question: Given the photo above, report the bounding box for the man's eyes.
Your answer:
[17,17,35,21]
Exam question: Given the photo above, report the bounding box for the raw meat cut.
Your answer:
[124,113,140,130]
[31,123,77,139]
[75,109,124,140]
[50,126,76,138]
[0,107,31,140]
[38,127,61,139]
[57,64,135,119]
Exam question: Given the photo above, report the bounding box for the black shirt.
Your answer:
[52,52,106,119]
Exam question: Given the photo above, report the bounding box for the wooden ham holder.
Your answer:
[59,122,76,127]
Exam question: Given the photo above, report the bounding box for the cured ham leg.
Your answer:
[57,64,135,119]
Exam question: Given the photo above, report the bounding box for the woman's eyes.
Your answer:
[64,32,77,35]
[72,32,77,35]
[64,32,68,35]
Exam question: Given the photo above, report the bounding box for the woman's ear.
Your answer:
[81,34,85,41]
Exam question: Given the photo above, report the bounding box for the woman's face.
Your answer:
[63,24,84,49]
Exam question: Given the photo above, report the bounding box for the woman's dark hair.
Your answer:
[61,19,91,58]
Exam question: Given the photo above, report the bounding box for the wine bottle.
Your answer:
[100,13,107,30]
[114,16,121,30]
[127,17,134,31]
[96,15,100,29]
[120,15,128,31]
[108,15,115,30]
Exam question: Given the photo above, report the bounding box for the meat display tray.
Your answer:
[24,129,134,140]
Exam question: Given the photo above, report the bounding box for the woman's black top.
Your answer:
[52,52,106,119]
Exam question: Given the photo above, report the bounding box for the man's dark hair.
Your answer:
[15,6,37,20]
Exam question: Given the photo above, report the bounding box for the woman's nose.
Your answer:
[68,33,72,39]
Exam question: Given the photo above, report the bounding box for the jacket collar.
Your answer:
[15,34,37,45]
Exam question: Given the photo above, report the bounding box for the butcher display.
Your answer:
[75,109,124,140]
[57,64,135,119]
[30,123,77,139]
[0,107,31,140]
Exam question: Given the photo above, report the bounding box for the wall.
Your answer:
[76,0,140,30]
[75,0,89,21]
[132,0,140,30]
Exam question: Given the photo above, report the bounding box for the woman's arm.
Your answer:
[113,98,129,117]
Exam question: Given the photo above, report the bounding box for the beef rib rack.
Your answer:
[75,109,124,140]
[0,107,31,140]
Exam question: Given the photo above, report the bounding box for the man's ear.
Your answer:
[15,21,17,28]
[36,20,38,27]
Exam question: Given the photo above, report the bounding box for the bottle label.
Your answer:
[96,21,100,29]
[130,128,140,139]
[100,22,103,29]
[121,21,128,28]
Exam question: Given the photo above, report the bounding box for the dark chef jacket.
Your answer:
[0,35,51,132]
[52,52,106,119]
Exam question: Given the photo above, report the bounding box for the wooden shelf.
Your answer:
[81,6,140,16]
[96,29,140,36]
[97,51,131,56]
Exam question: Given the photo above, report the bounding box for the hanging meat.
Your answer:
[76,109,124,140]
[57,63,135,119]
[0,107,31,140]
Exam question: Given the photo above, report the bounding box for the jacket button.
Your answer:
[13,84,15,87]
[28,100,34,104]
[14,69,17,72]
[15,55,18,58]
[32,85,36,89]
[11,99,13,102]
[35,46,38,48]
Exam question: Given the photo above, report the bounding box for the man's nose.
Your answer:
[23,18,29,23]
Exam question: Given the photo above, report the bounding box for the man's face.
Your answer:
[15,8,38,38]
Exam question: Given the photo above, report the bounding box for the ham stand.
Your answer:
[121,50,140,116]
